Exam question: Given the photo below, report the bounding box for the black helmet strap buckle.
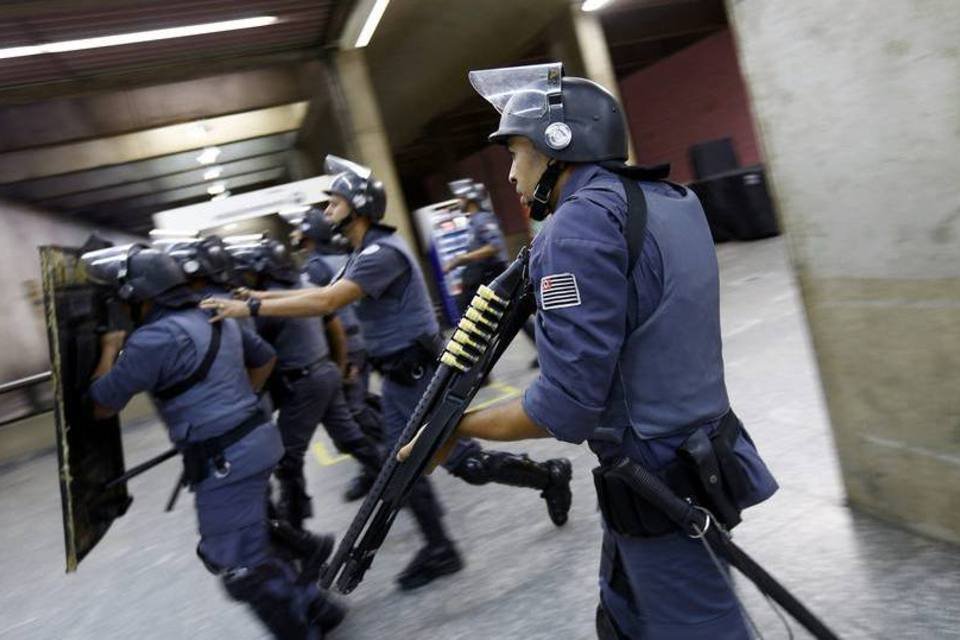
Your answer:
[529,160,565,221]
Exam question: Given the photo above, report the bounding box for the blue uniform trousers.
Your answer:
[380,372,455,547]
[276,359,368,462]
[599,524,750,639]
[380,364,480,474]
[343,351,384,442]
[195,468,326,639]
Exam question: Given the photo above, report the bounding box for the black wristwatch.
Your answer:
[246,298,262,317]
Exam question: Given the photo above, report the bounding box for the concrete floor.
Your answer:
[1,237,958,639]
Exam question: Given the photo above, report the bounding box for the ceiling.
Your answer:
[384,0,727,195]
[0,0,351,234]
[0,0,726,233]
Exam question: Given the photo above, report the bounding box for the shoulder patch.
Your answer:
[361,243,381,256]
[539,273,581,310]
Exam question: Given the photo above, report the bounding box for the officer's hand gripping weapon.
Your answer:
[319,248,535,594]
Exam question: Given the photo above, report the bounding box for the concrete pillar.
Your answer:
[726,1,960,544]
[331,48,417,250]
[549,4,636,162]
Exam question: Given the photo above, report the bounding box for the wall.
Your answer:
[727,0,960,544]
[419,27,762,243]
[618,28,762,183]
[423,144,530,254]
[0,201,148,464]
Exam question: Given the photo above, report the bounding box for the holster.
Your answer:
[369,335,440,387]
[593,411,750,538]
[180,409,267,486]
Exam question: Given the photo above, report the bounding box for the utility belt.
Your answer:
[268,357,328,406]
[278,357,328,383]
[593,410,751,538]
[181,409,269,486]
[368,334,441,386]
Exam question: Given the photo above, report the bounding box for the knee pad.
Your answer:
[221,562,285,603]
[448,452,493,485]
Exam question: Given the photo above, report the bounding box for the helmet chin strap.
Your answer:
[528,160,564,221]
[331,210,358,234]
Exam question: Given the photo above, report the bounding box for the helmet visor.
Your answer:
[80,244,141,287]
[468,62,562,118]
[323,154,372,180]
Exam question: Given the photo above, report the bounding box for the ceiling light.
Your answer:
[211,191,231,202]
[197,147,221,165]
[203,166,223,180]
[0,16,278,60]
[355,0,390,48]
[581,0,614,11]
[207,182,227,196]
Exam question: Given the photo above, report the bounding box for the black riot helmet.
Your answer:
[81,243,190,304]
[298,207,351,254]
[156,235,235,285]
[324,154,387,225]
[469,62,629,220]
[225,238,299,285]
[299,207,335,244]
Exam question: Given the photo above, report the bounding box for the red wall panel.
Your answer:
[618,28,762,183]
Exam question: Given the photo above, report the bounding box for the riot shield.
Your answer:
[40,245,132,572]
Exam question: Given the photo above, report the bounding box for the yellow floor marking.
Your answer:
[312,441,351,466]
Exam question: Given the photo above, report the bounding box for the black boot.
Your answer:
[344,467,377,502]
[395,542,464,591]
[222,563,312,640]
[276,461,313,530]
[337,437,384,502]
[309,595,347,635]
[449,450,573,527]
[269,520,335,585]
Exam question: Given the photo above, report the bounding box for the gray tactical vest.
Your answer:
[592,180,729,444]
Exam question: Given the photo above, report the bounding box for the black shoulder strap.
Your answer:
[155,321,223,402]
[615,175,652,333]
[616,175,649,277]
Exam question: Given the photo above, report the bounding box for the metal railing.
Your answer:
[0,371,53,428]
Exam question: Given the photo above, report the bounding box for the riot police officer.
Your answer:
[157,234,337,555]
[226,237,384,522]
[295,208,385,502]
[445,179,538,363]
[401,63,780,639]
[443,179,509,312]
[83,243,344,638]
[202,155,574,590]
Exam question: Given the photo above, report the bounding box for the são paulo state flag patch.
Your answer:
[539,272,581,310]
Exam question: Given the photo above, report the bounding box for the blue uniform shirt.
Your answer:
[522,164,776,508]
[523,164,663,445]
[304,252,365,354]
[90,306,275,442]
[465,209,509,263]
[342,226,439,357]
[255,281,330,369]
[342,228,411,299]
